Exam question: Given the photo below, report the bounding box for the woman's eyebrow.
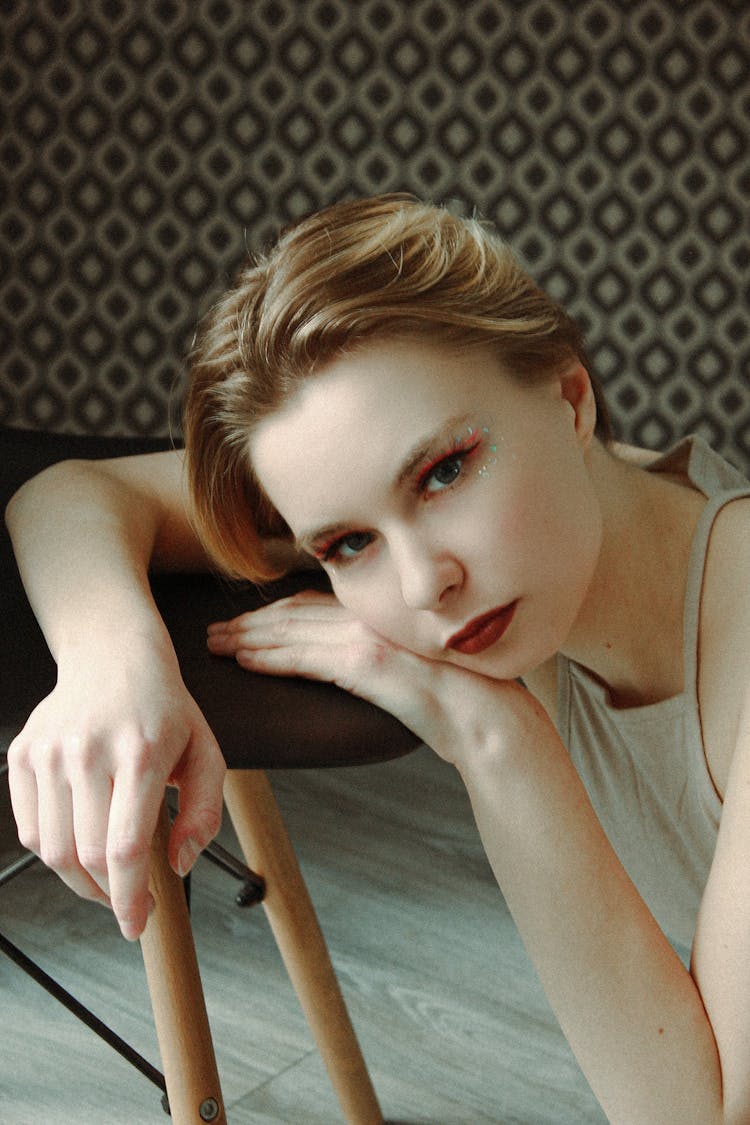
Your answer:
[295,414,473,552]
[296,520,351,556]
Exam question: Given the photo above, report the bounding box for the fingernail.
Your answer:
[120,918,142,943]
[177,838,201,878]
[119,895,155,942]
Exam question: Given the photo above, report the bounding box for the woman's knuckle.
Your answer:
[64,734,99,772]
[6,737,29,769]
[275,612,295,639]
[38,735,80,774]
[40,841,75,873]
[16,824,40,853]
[107,834,149,868]
[370,639,393,668]
[354,633,391,671]
[116,729,161,774]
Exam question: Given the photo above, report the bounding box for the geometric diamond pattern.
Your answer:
[1,0,748,475]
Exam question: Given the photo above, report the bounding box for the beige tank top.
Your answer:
[557,436,750,950]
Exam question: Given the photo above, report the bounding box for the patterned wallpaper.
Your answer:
[1,0,748,473]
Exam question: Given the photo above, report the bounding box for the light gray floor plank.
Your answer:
[1,747,604,1123]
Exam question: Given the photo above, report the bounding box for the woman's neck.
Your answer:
[560,444,705,708]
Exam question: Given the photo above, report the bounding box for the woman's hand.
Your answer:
[206,589,549,765]
[7,640,226,941]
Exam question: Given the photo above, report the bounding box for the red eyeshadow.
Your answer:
[415,432,481,490]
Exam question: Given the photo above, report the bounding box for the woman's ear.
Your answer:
[558,363,597,450]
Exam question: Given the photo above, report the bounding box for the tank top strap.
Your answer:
[682,486,750,699]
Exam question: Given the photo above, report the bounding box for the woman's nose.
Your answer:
[395,540,464,611]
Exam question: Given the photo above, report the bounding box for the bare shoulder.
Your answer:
[698,495,750,798]
[522,655,559,726]
[99,446,186,494]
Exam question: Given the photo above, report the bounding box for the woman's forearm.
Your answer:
[5,452,201,659]
[457,711,723,1125]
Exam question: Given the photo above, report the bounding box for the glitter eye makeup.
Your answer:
[415,430,482,494]
[416,422,498,494]
[477,424,498,478]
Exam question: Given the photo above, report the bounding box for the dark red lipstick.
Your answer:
[447,601,518,655]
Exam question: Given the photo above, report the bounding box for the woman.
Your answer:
[6,195,750,1122]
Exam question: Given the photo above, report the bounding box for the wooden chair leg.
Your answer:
[140,799,227,1125]
[223,769,383,1125]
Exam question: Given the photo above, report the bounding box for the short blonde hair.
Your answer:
[184,193,610,581]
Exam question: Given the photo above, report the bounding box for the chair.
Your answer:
[0,425,420,1124]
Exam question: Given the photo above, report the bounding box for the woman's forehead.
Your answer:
[280,338,507,424]
[249,339,524,536]
[253,340,500,466]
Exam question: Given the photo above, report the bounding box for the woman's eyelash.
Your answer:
[318,537,345,561]
[416,436,482,492]
[317,530,370,563]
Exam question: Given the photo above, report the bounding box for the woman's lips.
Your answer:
[446,601,518,655]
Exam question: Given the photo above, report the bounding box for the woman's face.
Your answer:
[250,338,603,680]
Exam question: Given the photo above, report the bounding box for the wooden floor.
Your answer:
[0,747,605,1124]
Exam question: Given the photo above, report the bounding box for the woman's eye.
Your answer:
[428,454,463,489]
[324,531,373,562]
[422,441,479,494]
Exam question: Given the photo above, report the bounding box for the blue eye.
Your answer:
[323,530,373,563]
[427,454,463,490]
[422,440,480,494]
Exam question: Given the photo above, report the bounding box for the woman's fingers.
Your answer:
[7,680,227,941]
[106,765,164,940]
[208,591,340,635]
[208,591,402,694]
[21,740,111,906]
[166,725,226,880]
[68,755,115,903]
[6,739,41,854]
[207,591,351,656]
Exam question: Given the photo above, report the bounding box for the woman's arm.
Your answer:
[5,450,226,940]
[459,699,723,1124]
[688,497,750,1122]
